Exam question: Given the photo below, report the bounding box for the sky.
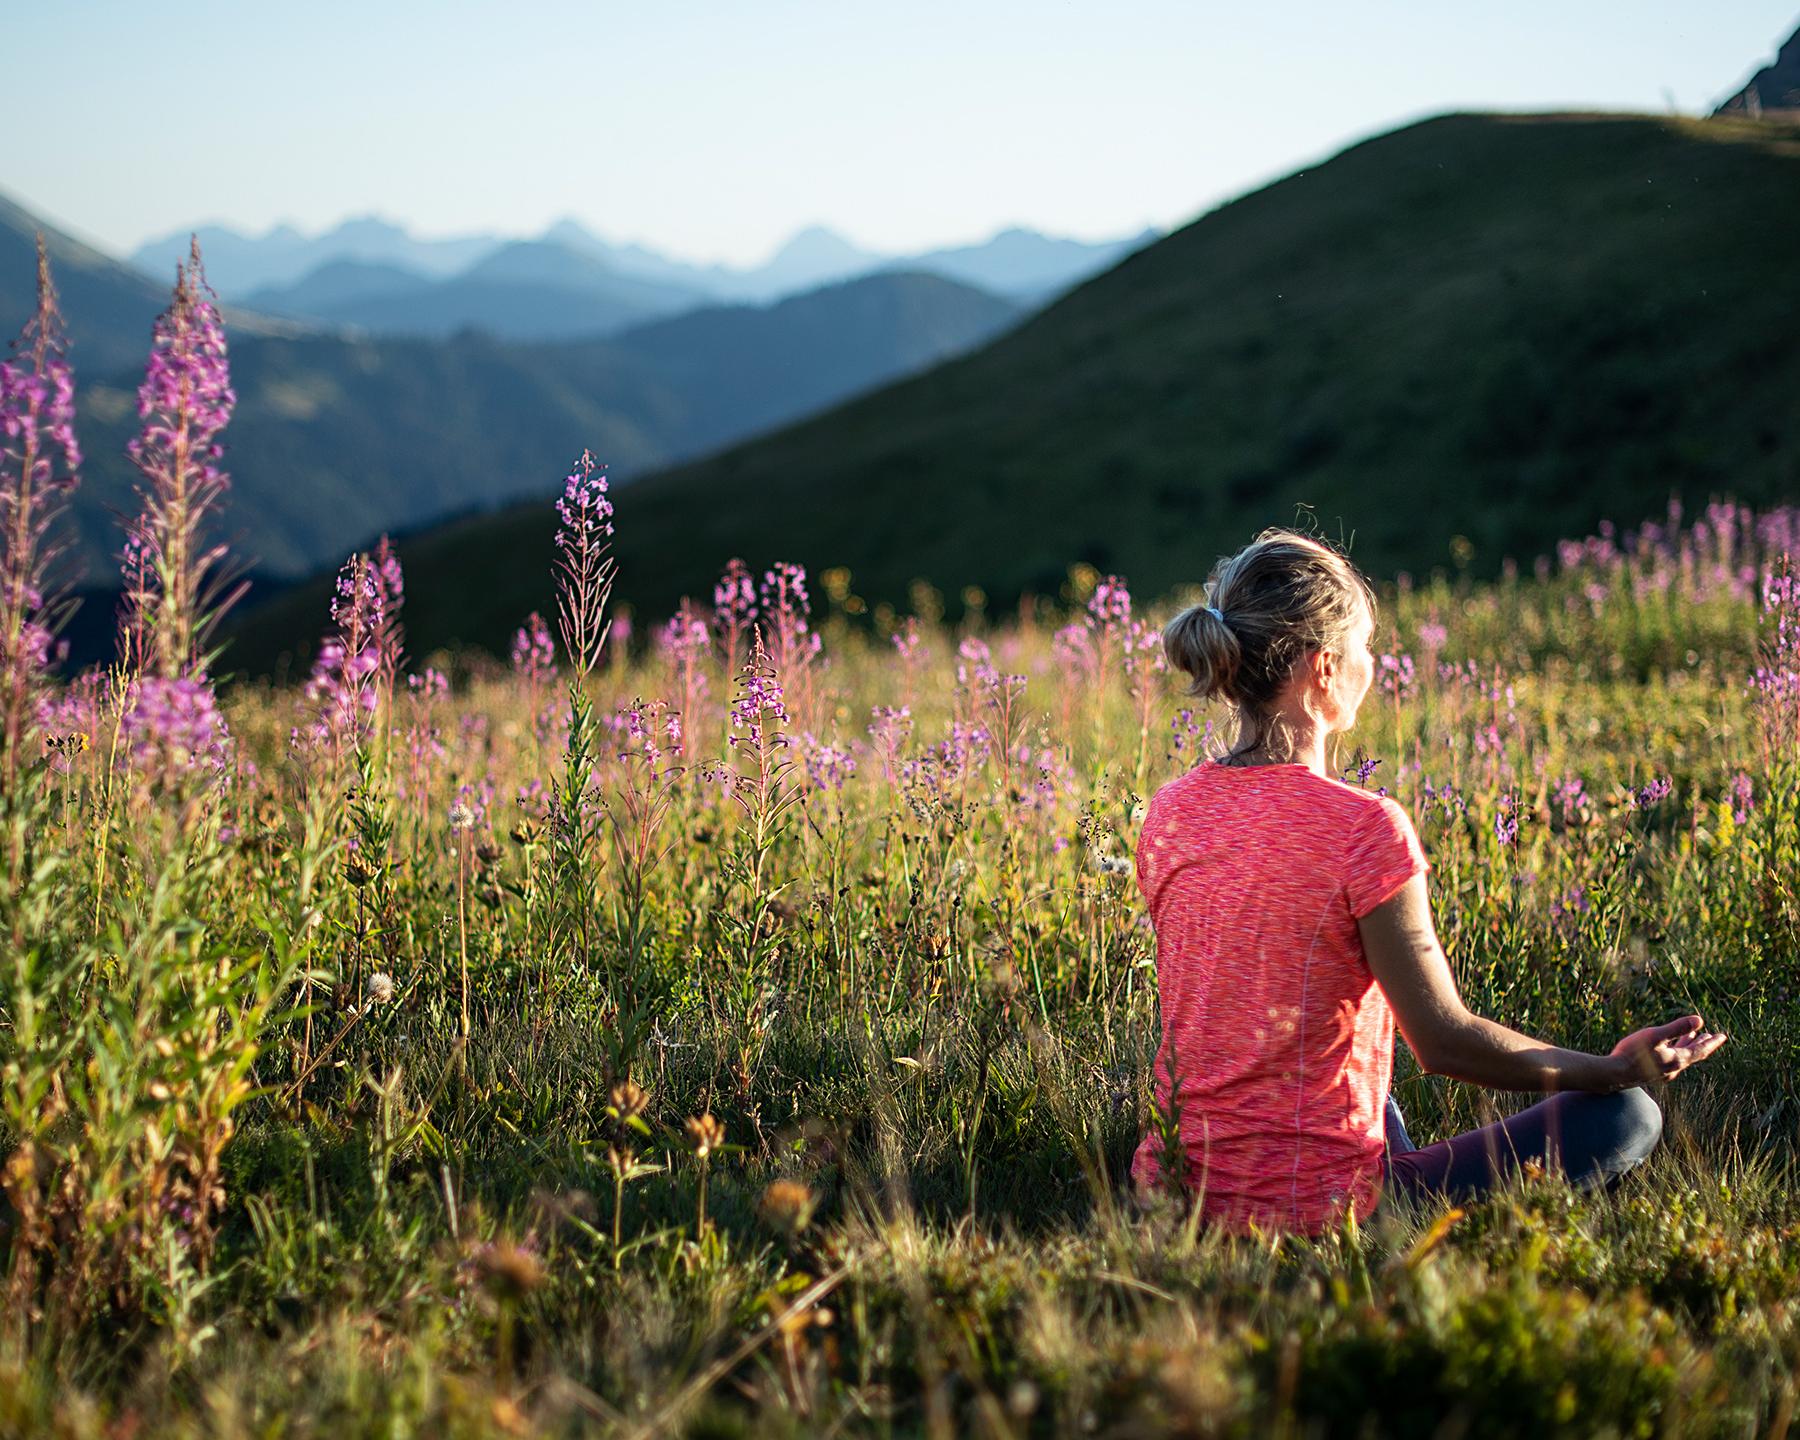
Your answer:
[6,0,1798,267]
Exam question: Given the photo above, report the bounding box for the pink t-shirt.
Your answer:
[1129,760,1430,1231]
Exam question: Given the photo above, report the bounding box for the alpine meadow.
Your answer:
[4,51,1800,1440]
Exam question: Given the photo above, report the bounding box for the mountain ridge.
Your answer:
[133,213,1153,314]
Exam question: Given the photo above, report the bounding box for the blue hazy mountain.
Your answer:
[601,268,1021,455]
[133,215,504,296]
[242,258,436,316]
[243,241,714,340]
[892,225,1163,303]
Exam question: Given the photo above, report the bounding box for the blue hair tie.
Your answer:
[1204,605,1225,622]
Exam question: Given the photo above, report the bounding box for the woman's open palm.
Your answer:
[1611,1014,1727,1085]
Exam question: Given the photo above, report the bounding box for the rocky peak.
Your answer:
[1714,22,1800,116]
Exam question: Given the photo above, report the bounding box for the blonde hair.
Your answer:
[1163,528,1375,757]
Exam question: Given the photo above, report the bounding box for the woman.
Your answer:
[1130,529,1726,1232]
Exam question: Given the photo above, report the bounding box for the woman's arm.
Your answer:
[1358,874,1726,1091]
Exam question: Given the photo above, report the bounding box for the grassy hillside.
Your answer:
[0,189,301,375]
[251,111,1800,668]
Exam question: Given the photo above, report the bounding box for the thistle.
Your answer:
[120,237,241,680]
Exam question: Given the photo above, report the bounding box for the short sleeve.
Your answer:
[1343,796,1430,918]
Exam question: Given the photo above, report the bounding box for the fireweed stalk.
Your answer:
[713,557,756,690]
[758,562,822,730]
[657,600,710,758]
[510,609,556,769]
[0,240,81,974]
[293,548,405,1076]
[549,450,616,990]
[0,236,81,794]
[121,238,241,680]
[716,630,805,1135]
[298,552,394,767]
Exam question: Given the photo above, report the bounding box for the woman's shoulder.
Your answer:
[1145,761,1224,815]
[1149,763,1413,837]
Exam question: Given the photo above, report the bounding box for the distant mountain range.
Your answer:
[131,216,501,294]
[133,214,1155,340]
[225,109,1800,671]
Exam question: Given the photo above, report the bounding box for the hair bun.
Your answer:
[1164,602,1241,703]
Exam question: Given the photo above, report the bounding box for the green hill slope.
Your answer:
[268,111,1798,667]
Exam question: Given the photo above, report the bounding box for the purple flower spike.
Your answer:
[122,673,233,780]
[729,654,790,750]
[511,611,557,686]
[1377,652,1416,697]
[1087,575,1133,630]
[295,550,390,757]
[553,449,617,678]
[656,605,710,665]
[120,237,239,680]
[121,237,240,679]
[1730,772,1755,824]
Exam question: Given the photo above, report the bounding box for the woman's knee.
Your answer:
[1573,1086,1663,1173]
[1615,1086,1664,1163]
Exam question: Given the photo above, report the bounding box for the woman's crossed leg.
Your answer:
[1379,1088,1663,1207]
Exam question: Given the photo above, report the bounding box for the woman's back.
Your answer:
[1131,760,1427,1230]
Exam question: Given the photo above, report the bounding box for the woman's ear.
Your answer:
[1298,648,1333,718]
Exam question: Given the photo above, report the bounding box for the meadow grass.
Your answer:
[3,507,1800,1439]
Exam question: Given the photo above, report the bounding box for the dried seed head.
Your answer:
[757,1179,818,1236]
[471,1240,544,1301]
[609,1079,648,1122]
[684,1113,726,1159]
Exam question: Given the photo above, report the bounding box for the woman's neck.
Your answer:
[1221,708,1331,776]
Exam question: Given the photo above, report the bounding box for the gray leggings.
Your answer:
[1379,1087,1663,1206]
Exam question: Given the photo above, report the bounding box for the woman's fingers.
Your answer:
[1610,1017,1724,1083]
[1685,1031,1727,1062]
[1651,1014,1704,1043]
[1657,1030,1727,1077]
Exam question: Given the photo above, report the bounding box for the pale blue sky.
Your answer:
[7,1,1797,266]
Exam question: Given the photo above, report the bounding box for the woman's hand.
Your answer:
[1609,1015,1727,1087]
